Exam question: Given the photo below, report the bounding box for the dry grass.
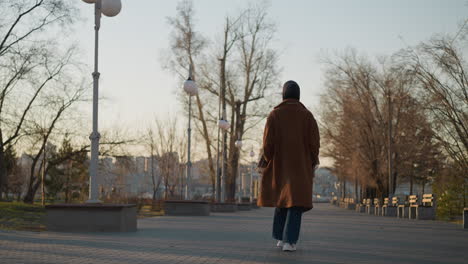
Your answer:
[0,202,46,231]
[138,205,164,218]
[0,202,164,231]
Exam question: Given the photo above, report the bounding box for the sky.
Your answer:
[73,0,467,161]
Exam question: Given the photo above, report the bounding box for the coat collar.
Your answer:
[274,99,306,109]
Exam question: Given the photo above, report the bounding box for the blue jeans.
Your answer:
[272,207,303,244]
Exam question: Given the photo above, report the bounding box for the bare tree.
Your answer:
[165,0,217,195]
[145,127,163,205]
[223,4,280,200]
[167,1,280,202]
[149,117,187,200]
[22,84,87,203]
[320,50,441,198]
[399,36,468,175]
[0,0,78,199]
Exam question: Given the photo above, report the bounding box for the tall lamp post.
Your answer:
[387,91,394,198]
[235,139,242,202]
[82,0,122,203]
[249,149,255,203]
[218,119,230,202]
[183,65,198,200]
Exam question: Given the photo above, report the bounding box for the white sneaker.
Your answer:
[276,240,284,247]
[282,243,296,252]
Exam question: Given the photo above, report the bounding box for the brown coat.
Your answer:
[257,99,320,211]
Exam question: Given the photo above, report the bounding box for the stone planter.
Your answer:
[210,202,238,212]
[46,203,137,232]
[164,200,210,216]
[383,206,397,217]
[355,204,365,213]
[237,203,252,211]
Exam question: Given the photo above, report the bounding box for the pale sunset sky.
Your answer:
[73,0,467,161]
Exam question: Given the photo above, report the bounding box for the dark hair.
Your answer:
[282,80,300,100]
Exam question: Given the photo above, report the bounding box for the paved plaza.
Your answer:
[0,203,467,264]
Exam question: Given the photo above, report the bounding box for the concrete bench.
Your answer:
[464,208,468,229]
[46,203,137,232]
[237,203,252,211]
[409,194,436,220]
[164,200,210,216]
[210,202,238,212]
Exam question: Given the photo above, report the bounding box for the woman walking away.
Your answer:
[257,80,320,252]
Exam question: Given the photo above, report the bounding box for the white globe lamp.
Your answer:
[218,119,230,131]
[184,78,198,96]
[250,150,255,158]
[235,140,243,149]
[102,0,122,17]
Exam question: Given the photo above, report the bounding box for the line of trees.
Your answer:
[0,0,130,203]
[320,35,467,217]
[0,0,85,202]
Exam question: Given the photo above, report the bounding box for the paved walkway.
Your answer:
[0,203,467,264]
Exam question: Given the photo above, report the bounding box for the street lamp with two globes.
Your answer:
[183,66,198,200]
[81,0,122,203]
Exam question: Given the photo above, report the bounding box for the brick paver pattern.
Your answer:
[1,204,467,264]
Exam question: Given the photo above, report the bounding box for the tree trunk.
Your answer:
[23,179,41,204]
[0,143,6,200]
[392,152,398,195]
[410,174,414,195]
[64,171,71,203]
[354,177,358,201]
[222,128,229,201]
[194,94,216,197]
[226,101,243,202]
[343,180,347,198]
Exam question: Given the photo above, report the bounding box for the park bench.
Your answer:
[408,195,418,219]
[342,197,356,210]
[355,199,366,213]
[397,196,409,218]
[374,198,382,216]
[331,196,338,206]
[409,194,436,220]
[365,198,374,215]
[382,197,398,217]
[339,197,346,208]
[338,197,346,208]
